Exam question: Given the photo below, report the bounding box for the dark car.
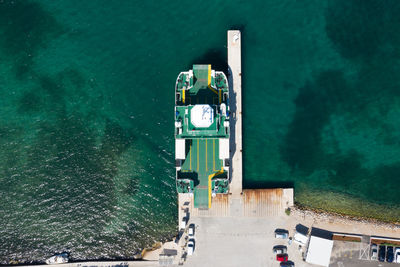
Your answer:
[280,261,295,267]
[379,245,386,262]
[387,246,394,262]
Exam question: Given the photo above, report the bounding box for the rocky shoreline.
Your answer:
[291,204,400,234]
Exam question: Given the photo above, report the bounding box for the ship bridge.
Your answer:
[174,64,230,209]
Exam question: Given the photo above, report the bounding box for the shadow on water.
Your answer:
[280,66,400,204]
[280,70,349,174]
[189,48,228,76]
[278,1,400,206]
[244,180,294,189]
[0,1,64,78]
[325,0,400,61]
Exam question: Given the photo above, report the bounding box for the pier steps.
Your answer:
[243,189,283,217]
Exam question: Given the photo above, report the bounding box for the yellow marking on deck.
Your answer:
[208,167,224,209]
[213,139,215,171]
[189,141,192,170]
[207,65,211,86]
[197,139,199,171]
[207,64,218,94]
[182,89,185,104]
[205,139,208,171]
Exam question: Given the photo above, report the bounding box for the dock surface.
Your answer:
[227,30,243,197]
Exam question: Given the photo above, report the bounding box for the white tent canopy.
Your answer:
[219,138,229,159]
[306,236,333,267]
[175,139,186,159]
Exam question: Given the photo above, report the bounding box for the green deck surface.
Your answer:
[191,65,209,94]
[180,139,223,208]
[175,65,228,106]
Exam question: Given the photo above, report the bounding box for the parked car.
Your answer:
[276,254,288,262]
[395,247,400,263]
[370,244,378,260]
[187,239,195,256]
[180,217,187,229]
[379,245,386,262]
[280,261,294,267]
[386,246,394,262]
[275,229,289,239]
[273,245,287,254]
[188,223,195,237]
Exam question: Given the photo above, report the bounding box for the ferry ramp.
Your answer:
[181,138,223,209]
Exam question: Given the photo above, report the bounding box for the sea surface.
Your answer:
[1,0,400,264]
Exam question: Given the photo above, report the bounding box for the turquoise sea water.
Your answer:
[1,0,400,263]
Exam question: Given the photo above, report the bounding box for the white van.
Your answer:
[187,239,195,255]
[180,217,187,229]
[188,224,195,237]
[294,232,308,245]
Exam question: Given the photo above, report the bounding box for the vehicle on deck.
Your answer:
[187,239,195,256]
[379,245,386,262]
[395,247,400,263]
[45,253,68,264]
[275,229,289,239]
[273,245,287,254]
[370,244,378,260]
[276,254,288,262]
[280,261,295,267]
[386,246,394,262]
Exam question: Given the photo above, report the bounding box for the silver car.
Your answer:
[275,229,289,239]
[273,245,287,254]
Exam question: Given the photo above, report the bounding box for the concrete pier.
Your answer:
[227,30,243,197]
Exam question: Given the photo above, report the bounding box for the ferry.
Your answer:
[174,65,230,209]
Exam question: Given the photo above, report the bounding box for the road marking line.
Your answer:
[213,139,215,171]
[205,139,208,171]
[197,139,199,171]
